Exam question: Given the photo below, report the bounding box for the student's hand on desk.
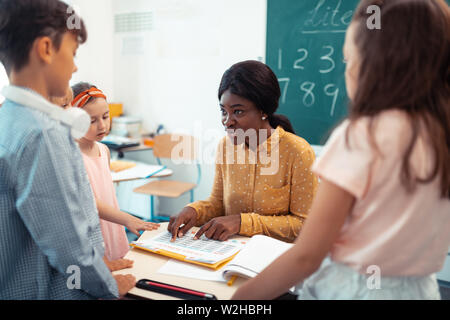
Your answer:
[125,216,160,237]
[194,215,241,241]
[168,207,198,242]
[113,274,136,297]
[104,257,134,272]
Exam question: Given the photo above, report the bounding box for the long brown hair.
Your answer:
[348,0,450,198]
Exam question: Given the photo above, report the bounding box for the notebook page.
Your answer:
[134,231,245,264]
[224,235,293,275]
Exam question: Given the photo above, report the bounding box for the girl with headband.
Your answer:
[71,82,160,271]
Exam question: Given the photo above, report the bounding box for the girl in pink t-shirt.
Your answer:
[233,0,450,300]
[71,82,159,268]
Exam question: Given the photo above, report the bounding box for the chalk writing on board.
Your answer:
[324,84,339,116]
[278,77,290,105]
[267,0,358,144]
[277,45,338,73]
[300,82,316,107]
[303,0,353,31]
[319,45,335,74]
[293,49,308,70]
[277,44,340,116]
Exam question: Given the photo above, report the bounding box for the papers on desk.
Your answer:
[110,162,167,182]
[159,259,227,282]
[157,234,294,284]
[220,235,293,280]
[110,160,137,172]
[131,230,247,269]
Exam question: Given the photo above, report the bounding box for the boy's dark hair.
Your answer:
[0,0,87,75]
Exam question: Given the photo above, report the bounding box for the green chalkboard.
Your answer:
[267,0,450,145]
[266,0,360,145]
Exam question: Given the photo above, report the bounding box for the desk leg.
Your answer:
[150,195,155,222]
[149,195,171,223]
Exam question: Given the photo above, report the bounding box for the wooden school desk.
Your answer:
[113,222,247,300]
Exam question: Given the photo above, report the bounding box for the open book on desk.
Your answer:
[157,234,295,290]
[220,234,293,281]
[131,230,247,270]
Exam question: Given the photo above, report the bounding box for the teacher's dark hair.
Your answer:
[218,60,296,134]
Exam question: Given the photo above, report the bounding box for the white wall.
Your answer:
[69,0,115,100]
[112,0,267,136]
[70,0,267,219]
[71,0,267,148]
[0,0,114,103]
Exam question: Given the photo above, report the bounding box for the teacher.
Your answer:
[168,60,318,243]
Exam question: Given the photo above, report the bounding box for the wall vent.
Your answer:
[114,12,153,33]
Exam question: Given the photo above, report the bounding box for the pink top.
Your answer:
[82,142,129,261]
[312,110,450,276]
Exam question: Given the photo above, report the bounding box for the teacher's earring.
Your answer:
[262,116,267,121]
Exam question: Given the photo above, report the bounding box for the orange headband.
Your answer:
[71,87,107,109]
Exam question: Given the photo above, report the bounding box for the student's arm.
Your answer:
[14,128,120,299]
[96,198,159,236]
[99,144,159,235]
[239,145,318,242]
[231,178,355,300]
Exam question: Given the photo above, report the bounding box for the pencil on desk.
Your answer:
[227,275,237,286]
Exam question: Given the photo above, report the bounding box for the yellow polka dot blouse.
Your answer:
[187,126,318,243]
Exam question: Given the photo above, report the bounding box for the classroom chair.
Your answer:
[133,134,201,222]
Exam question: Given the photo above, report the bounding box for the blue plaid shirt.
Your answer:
[0,96,118,299]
